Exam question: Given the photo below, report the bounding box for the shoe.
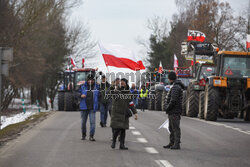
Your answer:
[103,124,107,127]
[89,136,96,141]
[119,145,128,150]
[111,142,116,149]
[100,122,104,128]
[81,134,86,140]
[170,144,180,150]
[163,143,173,149]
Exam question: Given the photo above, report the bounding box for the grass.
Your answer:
[0,112,49,141]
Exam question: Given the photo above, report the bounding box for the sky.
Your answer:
[69,0,248,73]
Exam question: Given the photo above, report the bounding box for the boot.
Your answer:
[111,141,116,149]
[170,143,180,150]
[119,143,128,150]
[163,143,174,149]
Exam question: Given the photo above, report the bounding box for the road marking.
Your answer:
[137,138,148,143]
[132,131,141,136]
[187,117,250,135]
[129,126,136,130]
[155,160,174,167]
[145,147,159,154]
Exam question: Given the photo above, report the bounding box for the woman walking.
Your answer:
[110,78,138,150]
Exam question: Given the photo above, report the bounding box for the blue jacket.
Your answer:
[79,82,99,111]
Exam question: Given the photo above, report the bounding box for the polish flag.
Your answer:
[70,56,76,68]
[82,57,85,68]
[187,30,206,42]
[99,43,145,71]
[159,61,163,73]
[174,54,178,71]
[247,34,250,50]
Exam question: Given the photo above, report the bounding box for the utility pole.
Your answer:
[0,47,13,127]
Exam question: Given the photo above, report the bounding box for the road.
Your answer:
[0,110,249,167]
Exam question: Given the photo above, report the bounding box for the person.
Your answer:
[79,74,99,141]
[99,75,111,127]
[130,83,139,108]
[140,85,148,111]
[163,72,184,150]
[110,78,138,150]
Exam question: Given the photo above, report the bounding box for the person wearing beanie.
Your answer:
[163,71,185,150]
[79,74,99,141]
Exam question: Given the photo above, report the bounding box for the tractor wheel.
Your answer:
[186,87,199,117]
[222,111,235,119]
[148,96,155,110]
[161,90,168,111]
[182,91,187,116]
[204,85,218,121]
[64,92,74,111]
[58,91,64,111]
[198,91,205,119]
[155,90,163,111]
[244,107,250,121]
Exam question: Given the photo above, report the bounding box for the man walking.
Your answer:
[100,75,111,127]
[140,85,148,111]
[80,74,99,141]
[164,72,184,150]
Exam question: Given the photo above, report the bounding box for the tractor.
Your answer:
[57,68,98,111]
[203,51,250,121]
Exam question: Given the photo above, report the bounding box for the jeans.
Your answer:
[81,110,96,137]
[100,103,109,125]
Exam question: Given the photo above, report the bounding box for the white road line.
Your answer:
[187,117,250,135]
[137,138,148,143]
[155,160,174,167]
[129,126,136,130]
[132,131,141,136]
[145,147,159,154]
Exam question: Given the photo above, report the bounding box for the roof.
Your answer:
[218,51,249,56]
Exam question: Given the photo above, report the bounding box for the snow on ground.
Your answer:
[1,104,47,130]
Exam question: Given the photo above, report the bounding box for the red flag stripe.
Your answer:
[102,54,145,71]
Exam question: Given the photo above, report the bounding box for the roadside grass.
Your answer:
[0,112,50,141]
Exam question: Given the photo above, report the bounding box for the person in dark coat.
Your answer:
[79,74,99,141]
[110,78,138,150]
[164,72,184,150]
[99,75,111,127]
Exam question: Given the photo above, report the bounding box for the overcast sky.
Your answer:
[69,0,248,71]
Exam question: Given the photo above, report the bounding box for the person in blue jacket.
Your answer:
[80,74,99,141]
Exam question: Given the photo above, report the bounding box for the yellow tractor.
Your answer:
[203,51,250,121]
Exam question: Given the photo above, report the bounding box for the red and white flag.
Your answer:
[82,57,85,68]
[187,30,206,42]
[70,56,76,68]
[159,61,163,73]
[99,43,145,71]
[174,54,178,71]
[247,34,250,50]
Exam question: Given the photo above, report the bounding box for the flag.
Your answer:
[187,30,206,42]
[174,54,178,71]
[159,61,163,73]
[70,56,76,68]
[99,43,145,71]
[247,34,250,50]
[82,57,85,68]
[158,119,170,133]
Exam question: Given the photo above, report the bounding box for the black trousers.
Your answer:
[113,128,126,145]
[168,114,181,145]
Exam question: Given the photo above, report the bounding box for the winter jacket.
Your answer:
[110,86,137,129]
[165,80,184,115]
[100,81,111,104]
[79,82,99,111]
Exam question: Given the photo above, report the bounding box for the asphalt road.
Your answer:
[0,110,249,167]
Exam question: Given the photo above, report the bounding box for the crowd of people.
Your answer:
[79,71,183,150]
